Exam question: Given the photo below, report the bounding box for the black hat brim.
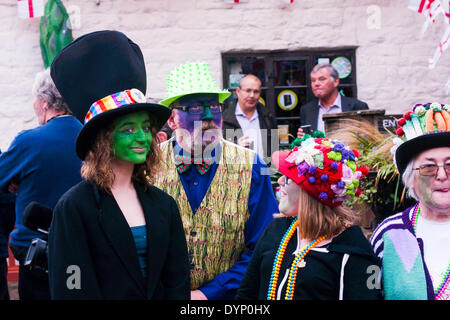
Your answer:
[76,102,171,160]
[395,131,450,175]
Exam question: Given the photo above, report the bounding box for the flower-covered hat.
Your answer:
[159,62,231,107]
[272,135,369,208]
[393,102,450,175]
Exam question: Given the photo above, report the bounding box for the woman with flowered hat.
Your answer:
[47,30,190,299]
[371,102,450,300]
[236,133,381,300]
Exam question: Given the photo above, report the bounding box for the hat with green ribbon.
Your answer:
[159,62,231,107]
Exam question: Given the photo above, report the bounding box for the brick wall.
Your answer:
[0,0,449,150]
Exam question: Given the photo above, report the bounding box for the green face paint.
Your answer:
[111,111,153,163]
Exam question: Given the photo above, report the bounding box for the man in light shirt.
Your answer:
[297,63,369,138]
[222,74,276,163]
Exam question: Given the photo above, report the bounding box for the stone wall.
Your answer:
[0,0,449,150]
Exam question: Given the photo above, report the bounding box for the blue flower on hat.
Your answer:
[339,149,352,161]
[331,161,339,170]
[319,192,328,201]
[332,142,345,152]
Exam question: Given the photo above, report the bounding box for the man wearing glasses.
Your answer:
[154,62,278,300]
[222,74,276,163]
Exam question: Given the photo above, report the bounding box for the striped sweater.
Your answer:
[370,204,435,300]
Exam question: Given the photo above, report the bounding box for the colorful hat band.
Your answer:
[84,88,146,124]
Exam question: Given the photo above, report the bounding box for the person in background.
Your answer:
[371,102,450,300]
[155,62,278,300]
[222,74,276,163]
[237,135,381,300]
[0,69,82,300]
[0,149,16,300]
[48,30,189,300]
[156,122,174,143]
[297,63,368,138]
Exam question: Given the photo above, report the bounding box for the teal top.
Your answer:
[130,225,148,281]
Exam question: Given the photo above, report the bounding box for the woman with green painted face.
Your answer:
[47,30,190,300]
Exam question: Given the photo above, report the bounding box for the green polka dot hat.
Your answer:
[159,62,231,107]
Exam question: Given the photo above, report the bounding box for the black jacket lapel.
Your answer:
[222,103,241,129]
[310,101,320,131]
[134,184,166,298]
[341,96,352,112]
[97,190,146,296]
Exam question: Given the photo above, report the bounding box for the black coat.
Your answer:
[236,217,381,300]
[300,95,369,131]
[222,101,276,162]
[48,180,190,300]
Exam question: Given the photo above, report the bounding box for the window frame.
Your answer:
[222,48,358,131]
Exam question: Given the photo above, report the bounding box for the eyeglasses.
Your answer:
[281,176,292,185]
[240,88,261,95]
[413,163,450,176]
[173,104,222,115]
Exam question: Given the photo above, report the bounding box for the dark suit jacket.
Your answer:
[48,180,190,300]
[222,101,276,161]
[300,95,369,131]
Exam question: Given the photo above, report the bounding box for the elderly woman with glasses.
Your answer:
[371,103,450,300]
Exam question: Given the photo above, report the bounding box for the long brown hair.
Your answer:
[81,114,162,192]
[297,187,356,239]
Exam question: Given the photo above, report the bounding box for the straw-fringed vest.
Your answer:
[154,139,254,289]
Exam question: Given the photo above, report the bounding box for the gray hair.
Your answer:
[401,160,418,200]
[311,63,339,81]
[238,74,261,88]
[32,69,71,114]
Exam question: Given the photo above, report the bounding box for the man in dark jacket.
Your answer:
[222,74,276,164]
[0,149,16,300]
[297,63,369,137]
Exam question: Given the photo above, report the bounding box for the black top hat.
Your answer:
[50,30,170,160]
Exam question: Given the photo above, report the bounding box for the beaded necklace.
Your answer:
[267,218,326,300]
[411,203,450,300]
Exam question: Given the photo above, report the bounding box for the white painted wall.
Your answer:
[0,0,449,150]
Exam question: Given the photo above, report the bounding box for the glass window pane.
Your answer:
[274,60,306,86]
[338,86,354,98]
[226,56,265,88]
[314,54,354,84]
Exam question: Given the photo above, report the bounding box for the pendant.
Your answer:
[298,260,306,268]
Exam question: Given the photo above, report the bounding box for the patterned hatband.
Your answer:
[84,88,147,124]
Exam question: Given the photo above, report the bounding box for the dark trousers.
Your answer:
[0,258,9,300]
[9,245,50,300]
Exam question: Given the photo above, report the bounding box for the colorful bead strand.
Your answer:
[411,203,420,234]
[284,235,326,300]
[267,219,299,300]
[434,262,450,300]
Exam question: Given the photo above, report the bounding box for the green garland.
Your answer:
[40,0,73,68]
